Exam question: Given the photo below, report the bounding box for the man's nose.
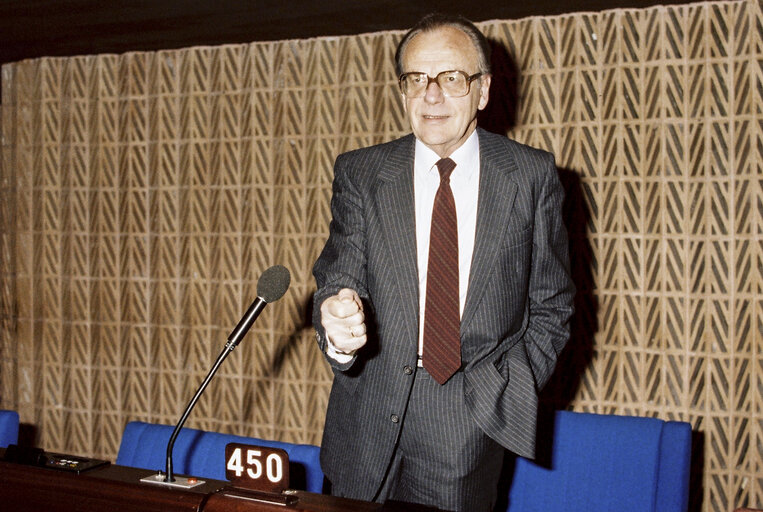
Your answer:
[424,79,445,103]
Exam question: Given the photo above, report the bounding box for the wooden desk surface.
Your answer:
[0,458,443,512]
[0,460,220,512]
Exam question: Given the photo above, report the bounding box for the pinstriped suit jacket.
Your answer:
[312,127,575,501]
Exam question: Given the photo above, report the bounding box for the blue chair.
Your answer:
[116,421,323,493]
[505,410,692,512]
[0,410,20,448]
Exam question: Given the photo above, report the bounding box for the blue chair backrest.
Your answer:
[0,410,20,448]
[505,410,691,512]
[116,421,323,493]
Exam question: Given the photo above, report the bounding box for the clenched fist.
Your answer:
[320,288,367,355]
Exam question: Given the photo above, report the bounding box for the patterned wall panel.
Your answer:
[1,1,761,510]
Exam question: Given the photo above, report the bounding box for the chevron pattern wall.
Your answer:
[1,1,760,510]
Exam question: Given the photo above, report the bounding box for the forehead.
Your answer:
[402,26,478,72]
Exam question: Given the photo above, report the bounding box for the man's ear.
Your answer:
[478,74,491,111]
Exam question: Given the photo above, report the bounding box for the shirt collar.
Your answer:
[414,130,480,180]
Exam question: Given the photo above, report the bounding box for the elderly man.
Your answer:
[312,13,575,512]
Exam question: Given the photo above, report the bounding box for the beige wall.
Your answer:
[1,1,760,510]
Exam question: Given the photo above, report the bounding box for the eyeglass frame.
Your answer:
[398,70,484,98]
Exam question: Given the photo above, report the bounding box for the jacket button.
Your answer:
[390,414,399,423]
[403,365,413,375]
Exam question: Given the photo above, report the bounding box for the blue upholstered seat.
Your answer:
[116,421,323,493]
[116,411,690,510]
[504,410,692,512]
[0,410,20,448]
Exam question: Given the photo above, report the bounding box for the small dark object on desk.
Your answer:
[2,444,109,474]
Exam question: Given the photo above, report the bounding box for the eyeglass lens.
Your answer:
[401,71,474,98]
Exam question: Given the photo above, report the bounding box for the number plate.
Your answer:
[225,443,290,493]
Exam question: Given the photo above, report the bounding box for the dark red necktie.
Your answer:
[422,157,461,385]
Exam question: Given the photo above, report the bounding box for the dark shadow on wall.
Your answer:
[540,166,598,414]
[478,39,519,135]
[269,293,317,379]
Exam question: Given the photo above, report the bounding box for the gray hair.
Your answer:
[394,13,492,77]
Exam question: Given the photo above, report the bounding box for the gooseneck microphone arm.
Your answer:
[164,338,239,482]
[164,300,265,482]
[163,265,290,483]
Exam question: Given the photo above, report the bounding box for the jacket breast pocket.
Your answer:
[499,224,533,282]
[503,223,532,249]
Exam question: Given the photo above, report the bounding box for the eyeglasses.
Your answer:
[398,70,483,98]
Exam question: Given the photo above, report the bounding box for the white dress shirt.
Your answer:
[414,131,480,360]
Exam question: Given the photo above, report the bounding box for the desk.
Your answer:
[0,459,441,511]
[0,461,215,512]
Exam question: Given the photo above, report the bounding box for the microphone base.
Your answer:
[140,472,206,489]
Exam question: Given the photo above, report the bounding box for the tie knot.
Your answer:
[436,158,456,183]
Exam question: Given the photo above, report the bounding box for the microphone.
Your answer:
[163,265,291,483]
[227,264,292,347]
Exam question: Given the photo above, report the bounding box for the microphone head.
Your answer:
[257,265,291,303]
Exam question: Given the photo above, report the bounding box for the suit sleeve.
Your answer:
[312,153,369,370]
[520,155,575,390]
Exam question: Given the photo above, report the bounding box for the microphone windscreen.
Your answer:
[257,265,291,302]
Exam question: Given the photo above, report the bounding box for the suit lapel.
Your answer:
[462,131,519,332]
[375,136,419,342]
[371,132,519,340]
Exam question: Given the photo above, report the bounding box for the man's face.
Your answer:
[400,26,491,158]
